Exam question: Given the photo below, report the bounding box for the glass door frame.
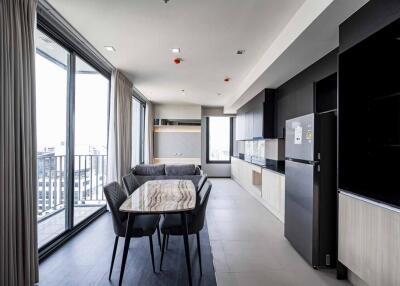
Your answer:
[132,94,146,165]
[37,17,111,260]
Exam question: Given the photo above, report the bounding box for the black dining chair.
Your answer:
[103,182,161,279]
[122,173,162,250]
[159,181,212,275]
[196,175,208,192]
[122,173,139,195]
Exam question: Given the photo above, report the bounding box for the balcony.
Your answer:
[37,154,107,247]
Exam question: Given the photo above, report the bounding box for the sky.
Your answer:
[209,116,231,160]
[35,53,109,155]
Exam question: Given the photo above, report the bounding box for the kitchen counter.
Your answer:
[231,156,286,222]
[232,156,285,175]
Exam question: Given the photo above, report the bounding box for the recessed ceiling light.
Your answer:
[104,46,116,52]
[236,49,245,55]
[172,48,181,54]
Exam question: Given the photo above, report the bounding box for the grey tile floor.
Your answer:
[207,178,351,286]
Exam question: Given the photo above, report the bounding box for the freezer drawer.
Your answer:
[284,159,315,265]
[285,113,315,162]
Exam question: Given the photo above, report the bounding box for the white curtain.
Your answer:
[0,0,39,285]
[144,101,154,164]
[107,70,133,184]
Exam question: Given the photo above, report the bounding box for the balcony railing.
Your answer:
[37,154,107,222]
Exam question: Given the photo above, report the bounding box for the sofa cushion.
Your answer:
[134,175,166,186]
[165,164,196,176]
[134,164,165,176]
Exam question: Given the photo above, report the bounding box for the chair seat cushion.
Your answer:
[160,213,196,235]
[119,214,160,237]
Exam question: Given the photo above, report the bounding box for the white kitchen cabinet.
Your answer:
[262,168,285,222]
[231,157,285,222]
[231,157,240,180]
[230,157,262,198]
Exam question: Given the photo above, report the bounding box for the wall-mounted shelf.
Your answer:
[154,125,201,133]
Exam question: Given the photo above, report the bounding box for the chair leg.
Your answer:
[109,236,119,280]
[196,232,203,276]
[119,214,135,286]
[181,213,193,286]
[148,236,156,273]
[156,225,161,251]
[160,234,167,271]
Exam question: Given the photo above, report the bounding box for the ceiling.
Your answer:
[225,0,369,112]
[47,0,306,106]
[46,0,369,111]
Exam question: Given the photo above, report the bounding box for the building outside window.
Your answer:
[206,116,232,163]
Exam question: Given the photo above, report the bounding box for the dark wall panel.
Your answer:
[340,0,400,53]
[338,0,400,207]
[275,49,338,138]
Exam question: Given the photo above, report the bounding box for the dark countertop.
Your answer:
[231,156,285,175]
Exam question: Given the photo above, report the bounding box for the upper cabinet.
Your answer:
[245,111,254,139]
[236,89,276,140]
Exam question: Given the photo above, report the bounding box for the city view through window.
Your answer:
[208,116,231,162]
[36,30,109,247]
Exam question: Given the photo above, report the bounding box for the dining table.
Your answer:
[118,179,197,286]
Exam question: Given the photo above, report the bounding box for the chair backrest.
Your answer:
[196,175,207,193]
[122,173,139,195]
[103,182,128,235]
[190,181,212,232]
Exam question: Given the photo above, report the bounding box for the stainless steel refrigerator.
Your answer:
[284,112,337,268]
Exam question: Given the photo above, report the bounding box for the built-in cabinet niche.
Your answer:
[236,89,276,140]
[339,17,400,208]
[314,72,337,114]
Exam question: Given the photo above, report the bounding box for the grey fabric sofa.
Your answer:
[130,164,206,191]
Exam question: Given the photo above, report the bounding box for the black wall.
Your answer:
[340,0,400,53]
[275,48,338,138]
[338,0,400,207]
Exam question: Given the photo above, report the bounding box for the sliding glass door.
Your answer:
[35,30,69,248]
[35,28,110,253]
[74,57,109,225]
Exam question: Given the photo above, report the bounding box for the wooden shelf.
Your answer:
[154,125,201,133]
[153,157,201,165]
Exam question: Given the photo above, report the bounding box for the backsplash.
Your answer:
[245,140,265,158]
[238,139,285,161]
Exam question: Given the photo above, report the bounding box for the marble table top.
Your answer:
[119,180,196,214]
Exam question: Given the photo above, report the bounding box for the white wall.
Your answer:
[154,103,201,120]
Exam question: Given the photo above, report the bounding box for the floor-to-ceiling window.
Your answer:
[132,97,145,166]
[35,26,110,256]
[36,30,69,248]
[206,116,233,163]
[74,56,109,225]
